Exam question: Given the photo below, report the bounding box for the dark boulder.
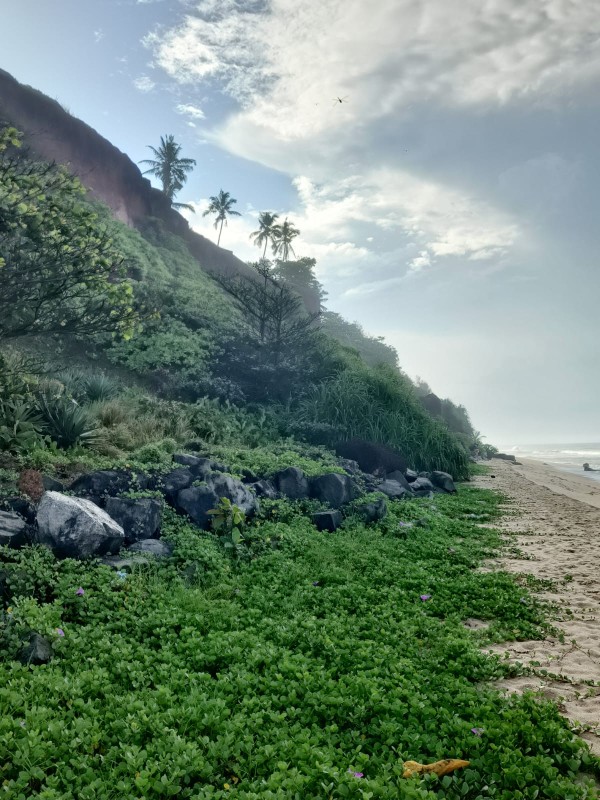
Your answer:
[385,470,412,491]
[430,471,456,493]
[250,480,277,499]
[356,496,388,524]
[0,510,29,548]
[69,470,144,506]
[273,467,309,500]
[42,474,64,492]
[410,476,436,492]
[18,632,53,666]
[104,497,163,544]
[173,454,213,474]
[128,539,173,557]
[335,439,407,476]
[309,473,355,508]
[312,510,343,532]
[404,469,418,483]
[336,458,361,475]
[377,480,413,500]
[177,474,258,529]
[412,489,435,499]
[493,453,517,463]
[36,491,125,559]
[159,468,195,502]
[2,497,36,525]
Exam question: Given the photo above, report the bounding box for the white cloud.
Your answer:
[94,29,104,43]
[175,103,205,120]
[133,75,156,92]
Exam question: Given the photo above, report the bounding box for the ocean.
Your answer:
[498,443,600,481]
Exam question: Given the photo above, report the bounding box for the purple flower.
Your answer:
[56,628,65,637]
[471,727,484,736]
[312,581,320,586]
[347,770,364,779]
[420,594,432,601]
[76,587,85,596]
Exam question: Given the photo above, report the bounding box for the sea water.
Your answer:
[498,443,600,481]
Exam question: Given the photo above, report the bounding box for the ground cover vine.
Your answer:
[0,487,598,799]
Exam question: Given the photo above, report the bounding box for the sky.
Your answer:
[2,0,600,444]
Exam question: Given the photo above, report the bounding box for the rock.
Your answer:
[309,473,355,508]
[492,453,517,463]
[250,480,277,499]
[410,476,436,492]
[384,470,412,491]
[211,462,230,474]
[104,497,162,544]
[412,489,435,499]
[160,468,195,502]
[42,474,64,492]
[2,497,36,525]
[241,468,260,483]
[128,539,173,557]
[0,510,29,548]
[335,439,407,476]
[69,470,144,506]
[36,491,125,559]
[273,467,309,500]
[312,510,343,532]
[356,496,388,524]
[404,469,418,483]
[430,471,456,493]
[377,480,413,500]
[336,457,361,475]
[177,474,259,529]
[18,632,53,666]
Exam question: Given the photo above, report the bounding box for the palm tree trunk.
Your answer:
[217,218,224,246]
[262,239,268,258]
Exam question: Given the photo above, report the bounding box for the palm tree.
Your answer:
[202,190,241,246]
[271,218,300,261]
[139,135,196,209]
[250,211,280,258]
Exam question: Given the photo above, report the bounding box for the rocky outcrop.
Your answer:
[429,471,457,493]
[36,492,125,559]
[70,470,144,506]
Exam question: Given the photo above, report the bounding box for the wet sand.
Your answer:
[473,458,600,757]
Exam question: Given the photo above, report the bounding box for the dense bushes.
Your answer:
[297,363,471,479]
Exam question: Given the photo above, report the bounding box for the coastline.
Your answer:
[473,459,600,757]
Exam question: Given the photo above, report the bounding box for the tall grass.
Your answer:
[298,363,470,478]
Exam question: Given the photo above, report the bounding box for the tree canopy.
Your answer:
[139,135,196,210]
[0,127,139,341]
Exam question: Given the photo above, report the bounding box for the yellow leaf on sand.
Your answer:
[402,759,470,778]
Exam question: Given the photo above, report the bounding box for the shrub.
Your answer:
[0,398,44,454]
[36,393,102,450]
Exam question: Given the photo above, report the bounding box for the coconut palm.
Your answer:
[271,218,300,261]
[202,190,241,246]
[139,135,196,209]
[250,211,280,258]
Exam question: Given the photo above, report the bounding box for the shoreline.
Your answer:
[473,459,600,757]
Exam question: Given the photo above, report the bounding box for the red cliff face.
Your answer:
[0,68,320,312]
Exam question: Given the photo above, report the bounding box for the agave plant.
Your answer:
[0,398,44,454]
[36,393,103,450]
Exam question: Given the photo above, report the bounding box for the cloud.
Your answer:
[133,75,156,92]
[175,102,205,120]
[94,29,104,43]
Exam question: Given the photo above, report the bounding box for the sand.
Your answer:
[472,458,600,756]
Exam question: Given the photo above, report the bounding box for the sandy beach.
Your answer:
[473,458,600,757]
